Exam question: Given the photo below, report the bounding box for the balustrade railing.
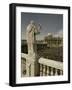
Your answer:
[39,58,63,76]
[21,53,63,76]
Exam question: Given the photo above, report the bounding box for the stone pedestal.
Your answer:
[26,53,40,77]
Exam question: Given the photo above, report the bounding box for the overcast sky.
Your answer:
[21,12,63,40]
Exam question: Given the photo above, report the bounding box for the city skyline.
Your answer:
[21,12,63,40]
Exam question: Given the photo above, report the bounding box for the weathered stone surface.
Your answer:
[26,21,40,76]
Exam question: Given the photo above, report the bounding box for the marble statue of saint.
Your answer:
[26,20,41,76]
[26,20,41,56]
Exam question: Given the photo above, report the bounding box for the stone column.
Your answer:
[26,61,31,77]
[26,53,40,77]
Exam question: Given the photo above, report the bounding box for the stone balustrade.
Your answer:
[21,53,63,76]
[39,58,63,76]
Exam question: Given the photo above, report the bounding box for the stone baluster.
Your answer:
[60,70,63,75]
[55,69,58,75]
[40,64,43,76]
[47,66,49,75]
[43,65,46,76]
[50,67,54,76]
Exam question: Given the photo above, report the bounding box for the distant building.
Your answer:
[44,33,63,47]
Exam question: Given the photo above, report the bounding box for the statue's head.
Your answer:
[30,20,35,24]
